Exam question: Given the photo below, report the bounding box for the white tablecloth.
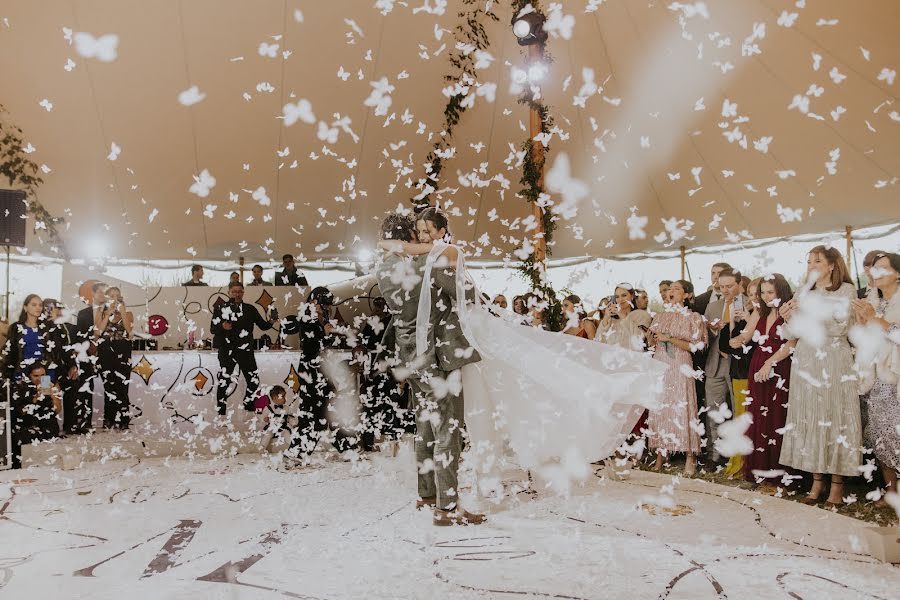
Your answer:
[91,350,358,436]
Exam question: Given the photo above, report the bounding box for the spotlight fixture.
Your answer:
[511,11,547,46]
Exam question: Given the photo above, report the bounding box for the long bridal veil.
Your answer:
[416,242,667,494]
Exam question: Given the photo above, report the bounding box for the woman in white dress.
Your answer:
[380,209,667,494]
[594,284,651,352]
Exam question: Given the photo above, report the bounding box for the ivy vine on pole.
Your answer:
[411,0,499,209]
[511,0,563,330]
[0,103,67,256]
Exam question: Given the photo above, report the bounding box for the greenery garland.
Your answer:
[411,0,498,208]
[510,1,563,330]
[0,103,66,256]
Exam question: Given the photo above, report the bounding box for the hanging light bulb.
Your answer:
[511,11,547,46]
[512,19,532,39]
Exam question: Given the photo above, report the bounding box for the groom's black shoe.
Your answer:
[416,496,436,509]
[433,508,486,526]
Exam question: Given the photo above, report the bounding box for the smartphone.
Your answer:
[40,375,52,388]
[733,295,744,313]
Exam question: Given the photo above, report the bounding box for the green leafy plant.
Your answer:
[0,103,66,255]
[411,0,499,208]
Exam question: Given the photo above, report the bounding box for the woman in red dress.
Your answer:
[730,274,794,487]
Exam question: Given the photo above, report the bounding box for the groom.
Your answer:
[374,212,485,526]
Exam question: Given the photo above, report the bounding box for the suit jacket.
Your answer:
[274,270,308,287]
[693,288,720,317]
[703,296,747,379]
[374,252,480,374]
[211,301,273,352]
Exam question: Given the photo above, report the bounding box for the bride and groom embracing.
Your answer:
[374,207,667,527]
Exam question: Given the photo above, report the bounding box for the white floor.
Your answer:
[1,445,898,600]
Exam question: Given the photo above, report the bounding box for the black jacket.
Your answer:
[211,301,273,352]
[2,320,64,380]
[274,269,308,287]
[725,319,752,380]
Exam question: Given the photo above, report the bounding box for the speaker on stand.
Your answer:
[0,189,27,322]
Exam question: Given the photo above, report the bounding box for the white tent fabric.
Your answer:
[0,0,897,261]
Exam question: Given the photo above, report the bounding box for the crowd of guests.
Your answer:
[186,254,309,287]
[2,245,898,513]
[0,275,409,470]
[493,247,900,508]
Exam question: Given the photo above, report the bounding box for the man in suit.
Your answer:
[211,282,276,415]
[703,268,746,463]
[858,249,886,299]
[693,262,732,317]
[374,212,484,526]
[274,254,309,287]
[184,264,208,286]
[248,264,272,286]
[73,282,109,434]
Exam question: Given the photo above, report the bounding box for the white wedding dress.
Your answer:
[415,243,667,493]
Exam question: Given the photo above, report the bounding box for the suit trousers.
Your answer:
[216,349,261,415]
[409,369,462,511]
[61,375,90,434]
[97,339,132,429]
[704,362,733,461]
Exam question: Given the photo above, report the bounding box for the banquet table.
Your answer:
[90,349,360,436]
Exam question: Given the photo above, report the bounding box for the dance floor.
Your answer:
[1,444,898,599]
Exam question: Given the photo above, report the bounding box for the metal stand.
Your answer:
[4,244,10,322]
[1,380,11,470]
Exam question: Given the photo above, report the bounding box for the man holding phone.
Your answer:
[703,268,747,464]
[10,362,61,468]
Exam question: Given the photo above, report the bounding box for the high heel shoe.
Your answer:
[799,493,823,505]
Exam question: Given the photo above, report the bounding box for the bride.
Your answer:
[380,207,666,496]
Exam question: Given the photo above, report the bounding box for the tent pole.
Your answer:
[680,245,686,280]
[4,245,9,322]
[527,41,547,273]
[239,256,245,285]
[845,225,853,279]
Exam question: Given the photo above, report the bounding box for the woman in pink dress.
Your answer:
[729,274,794,487]
[647,280,707,475]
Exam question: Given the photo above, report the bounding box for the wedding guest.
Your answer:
[512,295,527,316]
[635,289,650,311]
[703,268,746,464]
[659,280,673,305]
[275,254,309,287]
[184,264,207,286]
[288,286,344,457]
[2,294,50,381]
[73,282,109,434]
[41,299,80,434]
[852,252,900,503]
[693,262,732,316]
[93,287,133,429]
[647,280,707,476]
[562,294,596,339]
[211,282,276,415]
[858,249,886,299]
[775,246,860,507]
[11,362,61,468]
[595,284,650,351]
[248,265,272,286]
[492,294,508,310]
[358,297,410,448]
[229,271,241,285]
[731,274,793,487]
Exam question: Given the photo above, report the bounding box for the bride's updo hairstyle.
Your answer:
[380,212,416,242]
[417,206,452,242]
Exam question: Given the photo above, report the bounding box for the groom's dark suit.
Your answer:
[375,250,480,510]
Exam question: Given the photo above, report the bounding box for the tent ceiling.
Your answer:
[0,0,897,262]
